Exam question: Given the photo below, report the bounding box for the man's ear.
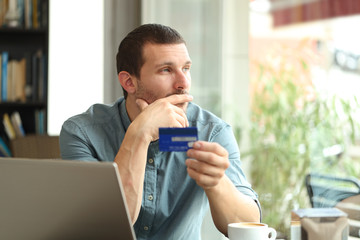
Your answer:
[118,71,136,94]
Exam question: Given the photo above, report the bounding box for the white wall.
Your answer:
[48,0,104,135]
[222,0,251,171]
[103,0,140,104]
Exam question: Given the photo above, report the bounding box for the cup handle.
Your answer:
[268,227,277,240]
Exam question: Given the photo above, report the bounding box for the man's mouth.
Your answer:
[166,90,189,98]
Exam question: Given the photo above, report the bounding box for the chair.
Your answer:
[10,135,60,159]
[305,173,360,238]
[305,173,360,208]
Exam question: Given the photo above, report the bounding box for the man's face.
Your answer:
[134,43,192,111]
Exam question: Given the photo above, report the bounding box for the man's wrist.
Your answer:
[128,120,154,145]
[204,175,228,196]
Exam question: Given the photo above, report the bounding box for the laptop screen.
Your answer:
[0,158,136,240]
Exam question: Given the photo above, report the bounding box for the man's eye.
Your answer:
[183,66,190,72]
[162,68,170,72]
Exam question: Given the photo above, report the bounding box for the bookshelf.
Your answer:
[0,0,49,155]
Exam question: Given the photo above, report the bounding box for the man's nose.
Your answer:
[174,70,190,90]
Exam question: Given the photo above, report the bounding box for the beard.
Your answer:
[135,80,189,112]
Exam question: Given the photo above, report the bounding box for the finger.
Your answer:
[186,167,219,189]
[171,105,189,127]
[166,94,193,105]
[187,150,229,170]
[186,158,223,178]
[166,110,187,128]
[136,98,149,111]
[173,112,188,127]
[187,149,217,165]
[192,141,228,157]
[187,143,229,169]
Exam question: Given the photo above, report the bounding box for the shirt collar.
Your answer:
[119,98,131,131]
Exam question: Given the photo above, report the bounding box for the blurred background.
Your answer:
[3,0,358,239]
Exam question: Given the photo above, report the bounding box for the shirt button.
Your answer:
[148,158,154,164]
[144,226,149,231]
[148,194,154,201]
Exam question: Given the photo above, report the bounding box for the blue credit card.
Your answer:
[159,127,198,152]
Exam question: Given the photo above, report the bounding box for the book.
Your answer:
[31,0,37,28]
[35,109,44,134]
[1,51,9,101]
[24,52,33,100]
[17,58,26,102]
[39,0,47,28]
[0,149,6,157]
[1,0,47,29]
[31,50,41,101]
[17,0,25,27]
[24,0,31,28]
[6,58,25,102]
[12,50,46,102]
[11,58,26,102]
[0,53,2,96]
[3,113,16,140]
[0,0,8,27]
[0,136,12,157]
[38,53,46,101]
[0,117,10,144]
[7,59,14,101]
[10,111,25,137]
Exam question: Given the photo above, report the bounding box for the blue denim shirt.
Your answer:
[60,97,260,240]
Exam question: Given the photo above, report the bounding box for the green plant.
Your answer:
[244,39,360,235]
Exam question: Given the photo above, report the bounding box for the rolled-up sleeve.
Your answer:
[60,119,98,161]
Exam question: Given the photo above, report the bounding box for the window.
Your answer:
[249,0,360,236]
[141,0,223,117]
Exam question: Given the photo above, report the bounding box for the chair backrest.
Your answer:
[305,173,360,208]
[10,135,60,159]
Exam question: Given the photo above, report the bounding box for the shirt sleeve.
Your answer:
[59,119,99,161]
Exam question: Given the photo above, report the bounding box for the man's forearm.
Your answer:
[114,123,150,224]
[205,175,261,236]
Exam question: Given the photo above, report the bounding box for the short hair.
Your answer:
[116,24,186,98]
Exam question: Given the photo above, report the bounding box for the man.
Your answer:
[60,23,260,239]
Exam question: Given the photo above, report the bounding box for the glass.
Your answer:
[248,0,360,237]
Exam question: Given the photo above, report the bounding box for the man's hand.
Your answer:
[134,94,193,142]
[185,141,230,189]
[186,141,260,235]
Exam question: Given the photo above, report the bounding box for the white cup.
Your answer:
[228,222,277,240]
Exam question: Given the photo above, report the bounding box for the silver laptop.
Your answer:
[0,157,136,240]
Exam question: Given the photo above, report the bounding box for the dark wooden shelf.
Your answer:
[0,102,46,109]
[0,0,49,137]
[0,28,48,53]
[0,28,47,34]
